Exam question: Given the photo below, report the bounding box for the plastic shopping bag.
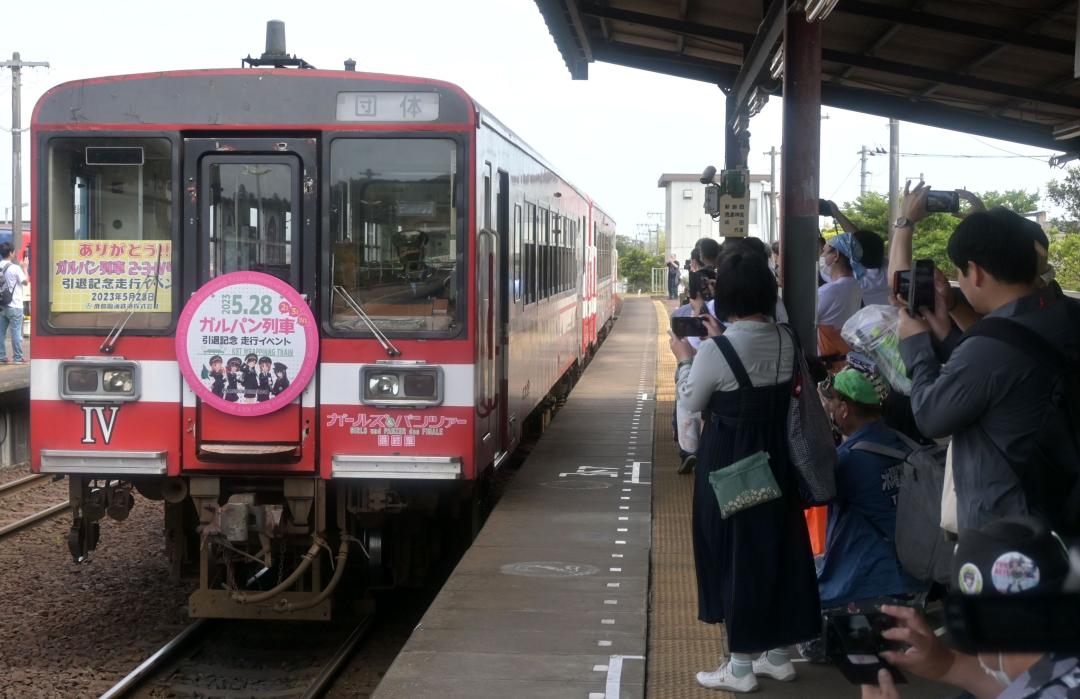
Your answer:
[676,401,701,454]
[841,304,912,395]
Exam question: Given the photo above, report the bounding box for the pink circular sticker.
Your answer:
[176,272,318,417]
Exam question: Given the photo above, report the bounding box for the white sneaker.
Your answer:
[696,661,760,692]
[752,653,797,682]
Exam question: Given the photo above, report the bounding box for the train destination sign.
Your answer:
[335,91,440,122]
[50,240,172,313]
[176,271,318,417]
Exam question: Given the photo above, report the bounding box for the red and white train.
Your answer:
[29,44,617,619]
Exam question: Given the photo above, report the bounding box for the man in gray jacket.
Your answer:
[897,207,1079,535]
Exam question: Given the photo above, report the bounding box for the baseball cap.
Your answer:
[832,368,881,406]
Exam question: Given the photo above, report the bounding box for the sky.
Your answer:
[0,0,1070,234]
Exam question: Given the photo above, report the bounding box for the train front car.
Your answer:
[30,69,483,619]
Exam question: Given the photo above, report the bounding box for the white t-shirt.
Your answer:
[817,275,862,330]
[859,267,892,307]
[1,262,26,308]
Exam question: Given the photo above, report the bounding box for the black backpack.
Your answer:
[851,434,953,585]
[963,295,1080,536]
[0,261,12,306]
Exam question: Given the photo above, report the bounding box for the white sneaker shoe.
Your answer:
[752,654,797,682]
[696,661,760,692]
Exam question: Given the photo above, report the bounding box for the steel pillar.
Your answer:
[725,95,741,170]
[780,8,821,350]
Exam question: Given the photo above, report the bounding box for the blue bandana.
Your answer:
[828,233,865,280]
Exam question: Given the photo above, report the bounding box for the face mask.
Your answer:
[819,256,833,282]
[978,653,1011,687]
[1040,265,1056,286]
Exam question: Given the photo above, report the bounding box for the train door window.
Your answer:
[513,203,522,302]
[551,215,559,295]
[207,161,294,282]
[561,217,568,292]
[524,202,535,305]
[44,137,174,330]
[483,162,492,231]
[540,209,549,300]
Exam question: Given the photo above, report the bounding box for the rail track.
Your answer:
[0,471,47,496]
[0,500,70,540]
[99,615,375,699]
[0,469,69,541]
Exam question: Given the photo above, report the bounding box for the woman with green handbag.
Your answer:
[671,251,821,693]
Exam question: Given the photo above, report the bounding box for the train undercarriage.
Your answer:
[67,474,481,621]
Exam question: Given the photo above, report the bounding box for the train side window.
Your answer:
[513,203,522,303]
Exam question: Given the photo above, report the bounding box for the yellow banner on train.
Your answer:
[50,240,173,313]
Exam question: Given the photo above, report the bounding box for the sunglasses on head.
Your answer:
[817,376,836,400]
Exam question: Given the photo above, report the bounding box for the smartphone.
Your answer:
[909,259,936,317]
[825,611,907,685]
[946,593,1080,654]
[670,315,708,338]
[892,270,911,299]
[925,190,960,213]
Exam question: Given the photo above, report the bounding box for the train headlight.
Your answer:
[59,359,141,403]
[367,373,400,398]
[360,365,442,407]
[103,369,135,395]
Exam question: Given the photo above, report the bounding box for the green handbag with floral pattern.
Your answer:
[707,450,782,519]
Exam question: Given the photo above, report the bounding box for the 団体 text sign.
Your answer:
[51,240,171,312]
[335,92,440,122]
[176,271,318,417]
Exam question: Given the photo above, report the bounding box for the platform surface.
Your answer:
[375,298,656,699]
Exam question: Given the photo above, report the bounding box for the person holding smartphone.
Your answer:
[895,201,1080,537]
[670,252,820,693]
[860,517,1078,699]
[670,268,716,473]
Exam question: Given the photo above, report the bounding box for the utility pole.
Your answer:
[766,146,779,244]
[888,119,900,246]
[1,52,50,261]
[859,145,870,196]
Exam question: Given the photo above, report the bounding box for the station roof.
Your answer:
[535,0,1080,156]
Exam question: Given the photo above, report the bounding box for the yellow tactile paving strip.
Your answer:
[647,300,732,699]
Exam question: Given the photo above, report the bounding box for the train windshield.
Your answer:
[329,138,460,336]
[44,137,173,330]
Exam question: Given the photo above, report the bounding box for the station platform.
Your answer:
[375,298,953,699]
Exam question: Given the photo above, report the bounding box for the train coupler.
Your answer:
[67,517,100,564]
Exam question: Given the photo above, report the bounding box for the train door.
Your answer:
[476,162,500,467]
[182,137,318,465]
[495,171,510,456]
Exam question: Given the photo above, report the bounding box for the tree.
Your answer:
[980,189,1041,213]
[1049,233,1080,292]
[1048,166,1080,221]
[618,246,664,293]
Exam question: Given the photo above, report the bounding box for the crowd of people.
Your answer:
[664,185,1080,697]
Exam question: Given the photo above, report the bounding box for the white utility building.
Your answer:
[657,173,774,267]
